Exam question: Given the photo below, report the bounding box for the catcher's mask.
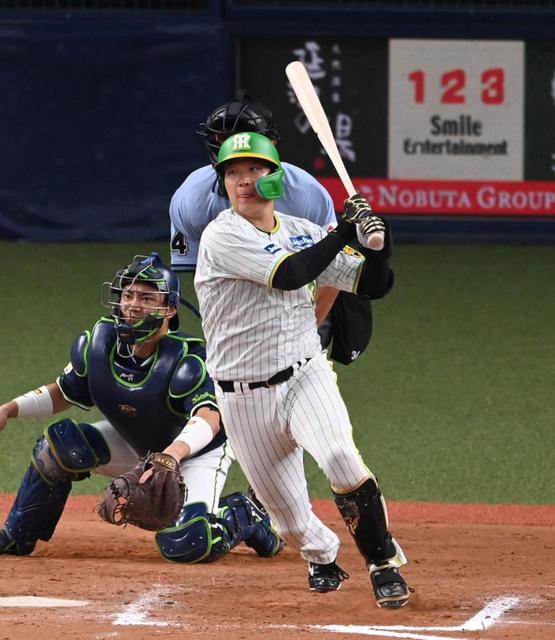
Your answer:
[102,252,198,354]
[197,93,280,166]
[215,131,284,200]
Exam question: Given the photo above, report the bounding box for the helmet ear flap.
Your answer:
[255,168,284,200]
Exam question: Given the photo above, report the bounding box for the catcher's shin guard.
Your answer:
[218,492,283,557]
[334,477,405,567]
[1,463,71,555]
[156,502,234,563]
[1,419,110,555]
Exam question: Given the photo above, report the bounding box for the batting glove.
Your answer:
[342,193,375,224]
[358,214,386,237]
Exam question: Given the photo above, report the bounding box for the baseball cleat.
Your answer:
[370,565,411,608]
[308,561,349,592]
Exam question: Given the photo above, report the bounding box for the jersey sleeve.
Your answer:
[200,218,292,287]
[56,332,94,409]
[304,178,337,228]
[169,191,202,273]
[316,244,365,292]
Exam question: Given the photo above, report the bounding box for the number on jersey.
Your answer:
[171,231,188,256]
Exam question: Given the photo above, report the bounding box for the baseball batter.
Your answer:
[195,132,411,608]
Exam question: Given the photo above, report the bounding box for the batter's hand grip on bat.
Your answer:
[286,60,385,251]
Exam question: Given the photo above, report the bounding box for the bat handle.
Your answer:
[364,231,385,251]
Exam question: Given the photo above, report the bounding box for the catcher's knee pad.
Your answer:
[334,477,403,566]
[155,502,231,564]
[33,418,110,485]
[218,492,282,557]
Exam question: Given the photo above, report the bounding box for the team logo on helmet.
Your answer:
[231,133,252,151]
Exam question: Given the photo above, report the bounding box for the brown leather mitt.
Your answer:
[96,452,187,531]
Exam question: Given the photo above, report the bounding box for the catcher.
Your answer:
[0,252,282,562]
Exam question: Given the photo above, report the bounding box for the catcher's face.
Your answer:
[120,282,172,326]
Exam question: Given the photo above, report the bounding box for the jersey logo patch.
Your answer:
[192,391,215,405]
[118,404,137,416]
[342,245,363,259]
[289,235,314,249]
[264,243,283,255]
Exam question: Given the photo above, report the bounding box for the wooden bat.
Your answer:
[285,60,384,250]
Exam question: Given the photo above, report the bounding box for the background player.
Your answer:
[0,252,281,563]
[194,132,410,609]
[170,93,373,360]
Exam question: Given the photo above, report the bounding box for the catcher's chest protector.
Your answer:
[86,320,185,455]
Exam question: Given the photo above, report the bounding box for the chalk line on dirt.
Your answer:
[113,584,175,627]
[273,595,522,638]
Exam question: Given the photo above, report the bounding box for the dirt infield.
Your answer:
[0,496,553,640]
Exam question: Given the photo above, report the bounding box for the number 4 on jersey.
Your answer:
[171,231,188,256]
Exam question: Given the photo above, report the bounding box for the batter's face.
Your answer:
[120,282,174,327]
[223,158,274,224]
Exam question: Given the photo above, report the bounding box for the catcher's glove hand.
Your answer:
[342,193,375,224]
[96,452,187,531]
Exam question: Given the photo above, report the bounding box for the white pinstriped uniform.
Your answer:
[195,208,373,564]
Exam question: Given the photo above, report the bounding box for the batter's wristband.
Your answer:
[174,415,214,456]
[14,385,54,418]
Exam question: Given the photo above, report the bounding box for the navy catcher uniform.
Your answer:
[0,252,281,563]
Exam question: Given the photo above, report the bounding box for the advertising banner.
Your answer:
[240,36,555,216]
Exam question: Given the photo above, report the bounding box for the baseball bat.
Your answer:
[285,60,384,251]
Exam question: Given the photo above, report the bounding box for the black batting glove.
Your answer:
[358,214,386,237]
[342,193,374,224]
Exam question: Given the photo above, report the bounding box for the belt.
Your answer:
[217,359,310,393]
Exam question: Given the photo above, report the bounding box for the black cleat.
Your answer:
[370,565,411,608]
[308,561,349,592]
[0,528,36,556]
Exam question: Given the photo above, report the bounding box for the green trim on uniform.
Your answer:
[167,345,209,417]
[74,330,91,378]
[109,341,159,388]
[216,151,279,167]
[270,214,280,234]
[169,354,207,400]
[353,259,365,293]
[166,334,205,347]
[55,378,92,412]
[156,516,215,564]
[268,251,293,288]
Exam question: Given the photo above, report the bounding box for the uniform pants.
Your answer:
[215,351,371,564]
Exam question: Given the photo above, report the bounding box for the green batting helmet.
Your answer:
[215,131,284,199]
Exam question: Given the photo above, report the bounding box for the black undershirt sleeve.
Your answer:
[354,220,394,299]
[271,220,356,290]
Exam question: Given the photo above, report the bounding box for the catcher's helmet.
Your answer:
[215,132,284,200]
[103,252,181,351]
[197,96,279,165]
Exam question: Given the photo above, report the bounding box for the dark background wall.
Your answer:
[1,0,555,243]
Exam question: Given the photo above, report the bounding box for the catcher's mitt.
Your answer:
[96,452,187,531]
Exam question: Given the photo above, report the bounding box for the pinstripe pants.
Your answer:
[215,351,371,564]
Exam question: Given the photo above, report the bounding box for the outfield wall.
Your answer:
[1,2,554,243]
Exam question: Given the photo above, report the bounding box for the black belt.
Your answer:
[217,359,310,393]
